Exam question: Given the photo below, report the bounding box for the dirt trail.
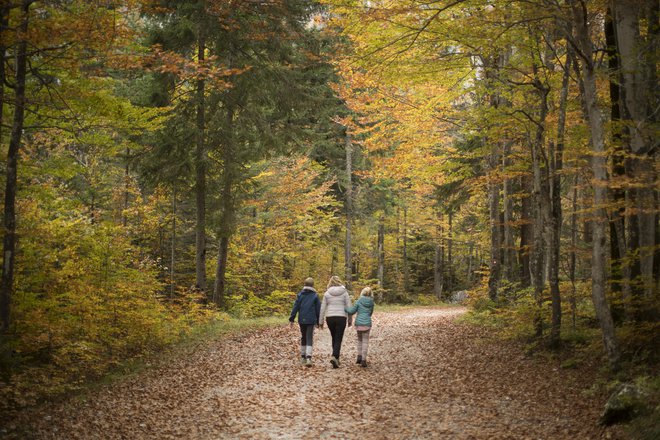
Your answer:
[14,307,621,439]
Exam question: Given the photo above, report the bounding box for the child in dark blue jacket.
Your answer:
[289,277,321,367]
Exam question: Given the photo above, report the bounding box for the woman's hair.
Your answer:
[360,286,373,297]
[327,275,343,289]
[304,277,314,287]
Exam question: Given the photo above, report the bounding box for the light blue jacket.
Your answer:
[345,295,374,327]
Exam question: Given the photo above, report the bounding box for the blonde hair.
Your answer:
[327,275,343,289]
[360,286,373,297]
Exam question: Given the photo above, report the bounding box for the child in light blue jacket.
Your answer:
[345,286,375,367]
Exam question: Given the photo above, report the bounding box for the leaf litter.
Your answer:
[8,307,624,439]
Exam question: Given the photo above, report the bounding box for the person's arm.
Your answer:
[319,292,328,327]
[289,293,301,323]
[345,297,358,315]
[315,295,321,326]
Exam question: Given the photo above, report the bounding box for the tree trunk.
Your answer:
[213,106,235,308]
[520,174,533,287]
[403,206,410,292]
[605,8,632,318]
[612,0,656,300]
[548,53,572,347]
[466,241,474,285]
[170,189,176,296]
[195,11,207,292]
[331,245,338,275]
[0,4,7,145]
[344,130,353,291]
[123,147,130,227]
[447,209,453,293]
[434,211,444,299]
[502,143,515,281]
[488,148,501,301]
[0,1,30,334]
[570,0,621,368]
[570,175,578,330]
[530,83,549,339]
[377,217,385,288]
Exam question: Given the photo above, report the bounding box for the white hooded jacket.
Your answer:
[319,285,353,323]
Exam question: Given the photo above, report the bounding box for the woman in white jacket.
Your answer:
[319,276,352,368]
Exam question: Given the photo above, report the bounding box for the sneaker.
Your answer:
[300,357,306,366]
[306,357,313,367]
[330,356,339,369]
[360,359,368,368]
[356,356,362,364]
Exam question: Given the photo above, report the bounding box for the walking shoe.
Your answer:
[360,359,368,368]
[356,356,362,364]
[330,356,339,369]
[300,357,307,366]
[305,357,313,367]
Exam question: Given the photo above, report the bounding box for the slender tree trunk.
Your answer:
[377,217,385,288]
[195,10,207,292]
[488,149,501,301]
[570,174,578,330]
[213,106,234,308]
[548,54,572,346]
[520,175,533,287]
[403,206,409,292]
[447,209,453,293]
[1,1,30,334]
[570,0,621,368]
[344,130,353,291]
[434,211,444,299]
[395,206,400,278]
[331,245,338,275]
[467,241,474,285]
[502,143,515,281]
[170,189,176,296]
[122,147,130,227]
[0,4,7,144]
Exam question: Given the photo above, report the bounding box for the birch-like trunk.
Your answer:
[570,0,621,368]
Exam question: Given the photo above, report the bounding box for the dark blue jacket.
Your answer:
[289,287,321,325]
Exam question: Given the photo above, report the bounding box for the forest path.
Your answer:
[18,307,618,439]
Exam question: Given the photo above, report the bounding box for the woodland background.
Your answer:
[0,0,657,431]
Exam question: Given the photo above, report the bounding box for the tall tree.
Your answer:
[195,0,208,292]
[344,130,354,290]
[568,0,620,368]
[0,0,30,333]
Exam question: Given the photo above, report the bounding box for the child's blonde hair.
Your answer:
[360,286,372,297]
[327,275,343,289]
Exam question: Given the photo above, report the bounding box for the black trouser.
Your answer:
[299,324,314,350]
[326,316,347,359]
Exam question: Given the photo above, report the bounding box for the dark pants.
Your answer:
[326,316,347,359]
[299,324,314,348]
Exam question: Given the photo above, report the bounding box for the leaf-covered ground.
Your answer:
[10,307,624,439]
